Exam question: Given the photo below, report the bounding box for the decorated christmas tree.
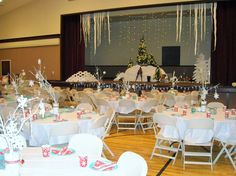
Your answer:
[136,37,157,67]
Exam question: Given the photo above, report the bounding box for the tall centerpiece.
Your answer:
[193,54,219,112]
[94,67,106,92]
[0,96,41,176]
[30,59,59,115]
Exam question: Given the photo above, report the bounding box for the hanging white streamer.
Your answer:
[213,2,217,50]
[107,12,111,44]
[176,5,179,41]
[93,15,97,55]
[82,14,91,47]
[203,3,206,39]
[189,4,192,38]
[194,5,198,55]
[200,4,203,41]
[179,5,183,42]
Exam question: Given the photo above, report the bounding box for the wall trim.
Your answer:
[0,34,60,43]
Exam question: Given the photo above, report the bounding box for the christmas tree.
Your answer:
[136,37,157,67]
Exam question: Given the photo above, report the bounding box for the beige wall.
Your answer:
[0,0,199,80]
[0,0,198,40]
[0,46,60,80]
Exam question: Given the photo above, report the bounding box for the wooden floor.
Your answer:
[103,128,236,176]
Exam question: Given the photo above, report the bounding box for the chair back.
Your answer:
[163,93,176,107]
[153,113,177,127]
[184,118,214,144]
[68,133,103,158]
[117,151,148,176]
[118,99,136,114]
[91,115,108,129]
[141,99,158,113]
[76,103,93,111]
[96,98,111,114]
[207,102,225,108]
[104,108,116,137]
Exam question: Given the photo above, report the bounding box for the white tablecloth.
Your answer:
[0,147,119,176]
[23,110,103,146]
[107,97,152,113]
[156,108,236,142]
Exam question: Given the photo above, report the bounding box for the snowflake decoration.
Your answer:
[29,80,34,87]
[17,95,28,109]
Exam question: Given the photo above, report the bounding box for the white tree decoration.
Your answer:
[10,70,26,95]
[193,54,210,84]
[94,67,106,91]
[0,96,41,152]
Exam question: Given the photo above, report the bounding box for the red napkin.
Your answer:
[51,147,74,155]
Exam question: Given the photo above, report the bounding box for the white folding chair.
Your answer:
[163,93,176,108]
[137,99,158,133]
[68,133,103,159]
[75,103,93,111]
[96,98,111,114]
[49,122,79,146]
[117,151,148,176]
[116,99,137,132]
[191,90,199,105]
[213,125,236,170]
[89,108,116,157]
[150,113,181,165]
[183,118,214,170]
[207,102,225,108]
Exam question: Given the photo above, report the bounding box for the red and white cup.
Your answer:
[56,114,61,121]
[225,110,229,118]
[173,106,178,112]
[206,112,211,118]
[32,114,37,121]
[41,145,51,157]
[223,106,227,112]
[182,109,187,116]
[231,109,236,115]
[79,156,88,167]
[77,110,83,119]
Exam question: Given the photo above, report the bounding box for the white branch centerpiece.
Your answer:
[94,67,106,92]
[0,96,41,176]
[10,70,26,96]
[30,59,59,115]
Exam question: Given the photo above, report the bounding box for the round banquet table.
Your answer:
[0,147,119,176]
[155,107,236,143]
[23,109,104,146]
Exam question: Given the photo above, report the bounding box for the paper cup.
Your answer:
[41,145,51,157]
[182,109,187,116]
[79,156,88,167]
[225,110,229,118]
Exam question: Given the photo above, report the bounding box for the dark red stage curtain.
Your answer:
[61,14,85,81]
[211,1,236,86]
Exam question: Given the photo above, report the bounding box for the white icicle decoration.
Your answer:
[82,14,91,47]
[213,2,217,50]
[189,4,192,38]
[203,3,206,39]
[200,4,203,41]
[194,5,198,55]
[176,5,179,42]
[82,12,110,55]
[179,5,183,42]
[107,12,111,44]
